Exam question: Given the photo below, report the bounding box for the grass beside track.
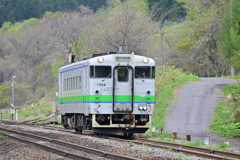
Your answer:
[210,76,240,137]
[152,66,200,129]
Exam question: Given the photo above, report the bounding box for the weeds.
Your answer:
[141,143,148,147]
[165,148,173,152]
[175,153,187,158]
[210,80,240,137]
[145,129,172,138]
[0,134,8,139]
[123,145,130,149]
[184,141,204,147]
[217,142,231,151]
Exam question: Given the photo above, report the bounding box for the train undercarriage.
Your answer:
[61,113,150,136]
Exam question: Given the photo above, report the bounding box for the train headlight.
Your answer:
[139,105,147,111]
[147,90,150,94]
[98,57,104,63]
[142,57,149,63]
[95,90,99,94]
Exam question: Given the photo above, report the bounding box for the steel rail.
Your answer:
[133,137,240,159]
[25,124,240,160]
[0,126,139,160]
[0,130,93,160]
[2,120,240,159]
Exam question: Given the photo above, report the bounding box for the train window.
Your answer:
[95,66,111,78]
[152,67,155,79]
[72,77,74,90]
[66,79,68,91]
[118,69,128,82]
[63,79,65,91]
[64,79,66,91]
[135,66,151,78]
[90,66,94,78]
[75,77,77,90]
[78,76,81,89]
[68,78,70,91]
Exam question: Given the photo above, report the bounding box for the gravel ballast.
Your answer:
[0,125,209,160]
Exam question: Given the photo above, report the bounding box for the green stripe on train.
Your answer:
[58,95,155,103]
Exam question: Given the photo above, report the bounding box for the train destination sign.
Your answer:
[116,57,131,62]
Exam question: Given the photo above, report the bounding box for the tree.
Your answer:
[0,0,107,27]
[219,0,240,74]
[148,0,186,22]
[42,11,91,61]
[82,0,158,56]
[166,0,230,76]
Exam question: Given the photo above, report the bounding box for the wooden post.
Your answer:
[172,132,177,139]
[160,128,163,133]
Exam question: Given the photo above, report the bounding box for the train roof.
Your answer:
[59,52,155,71]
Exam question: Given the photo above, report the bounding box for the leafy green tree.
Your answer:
[219,0,240,73]
[169,0,229,76]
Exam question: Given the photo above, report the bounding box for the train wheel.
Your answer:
[63,124,70,129]
[75,128,82,133]
[124,133,128,137]
[78,129,82,133]
[128,133,133,138]
[86,124,91,130]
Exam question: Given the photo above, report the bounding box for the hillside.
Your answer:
[0,0,106,27]
[0,0,185,27]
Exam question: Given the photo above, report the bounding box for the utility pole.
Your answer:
[11,75,16,120]
[230,0,235,76]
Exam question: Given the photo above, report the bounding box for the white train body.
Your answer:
[58,52,155,134]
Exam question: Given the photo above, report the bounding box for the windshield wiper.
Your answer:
[136,74,145,82]
[102,74,111,81]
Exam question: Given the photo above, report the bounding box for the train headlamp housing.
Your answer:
[142,57,149,63]
[98,57,104,63]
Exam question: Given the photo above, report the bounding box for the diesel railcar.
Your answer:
[58,51,155,136]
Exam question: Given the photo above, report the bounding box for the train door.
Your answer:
[113,66,133,113]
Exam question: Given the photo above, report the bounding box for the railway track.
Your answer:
[127,137,240,160]
[0,125,139,160]
[39,125,240,160]
[1,120,240,160]
[0,112,54,125]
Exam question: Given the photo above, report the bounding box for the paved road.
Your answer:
[164,77,240,147]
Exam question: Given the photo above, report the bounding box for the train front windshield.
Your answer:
[135,66,155,79]
[90,66,112,78]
